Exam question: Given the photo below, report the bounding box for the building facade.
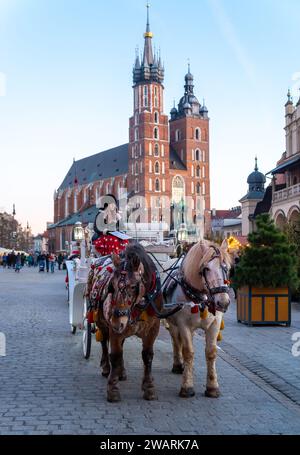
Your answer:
[49,8,211,252]
[269,91,300,228]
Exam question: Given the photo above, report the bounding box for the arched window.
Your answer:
[195,149,200,161]
[139,144,142,156]
[143,86,148,107]
[196,165,201,178]
[175,129,181,142]
[195,128,201,141]
[135,145,138,158]
[172,176,185,203]
[135,162,139,175]
[155,178,160,192]
[154,127,159,139]
[135,179,139,193]
[140,162,143,173]
[197,182,201,195]
[155,161,160,174]
[135,113,139,125]
[154,112,159,123]
[154,143,159,156]
[135,128,139,141]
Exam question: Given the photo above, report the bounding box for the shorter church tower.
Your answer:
[169,67,211,233]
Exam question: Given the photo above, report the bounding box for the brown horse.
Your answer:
[89,243,163,402]
[162,239,233,398]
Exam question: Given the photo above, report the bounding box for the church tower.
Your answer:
[128,5,170,223]
[169,68,211,233]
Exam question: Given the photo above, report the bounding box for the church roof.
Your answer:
[49,205,99,229]
[58,144,128,190]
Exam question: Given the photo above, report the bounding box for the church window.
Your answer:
[154,143,159,156]
[132,146,134,158]
[162,162,165,174]
[149,143,152,155]
[202,166,205,178]
[140,162,143,173]
[202,182,206,195]
[135,128,139,141]
[197,182,201,195]
[155,161,160,174]
[154,112,159,123]
[161,144,164,157]
[143,86,148,107]
[135,162,139,175]
[195,128,201,141]
[139,144,142,156]
[155,178,160,192]
[154,127,159,139]
[175,129,181,142]
[196,165,201,178]
[162,179,165,192]
[195,149,200,161]
[135,179,139,193]
[135,113,139,125]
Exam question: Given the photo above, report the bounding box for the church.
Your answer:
[48,7,211,253]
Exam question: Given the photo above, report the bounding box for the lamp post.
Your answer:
[74,221,86,268]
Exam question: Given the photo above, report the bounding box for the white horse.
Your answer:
[161,239,233,398]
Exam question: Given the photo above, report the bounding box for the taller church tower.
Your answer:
[128,5,170,222]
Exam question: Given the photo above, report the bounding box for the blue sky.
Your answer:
[0,0,299,234]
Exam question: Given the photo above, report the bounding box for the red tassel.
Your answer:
[191,305,199,314]
[87,311,94,324]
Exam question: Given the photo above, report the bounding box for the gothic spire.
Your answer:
[143,3,154,66]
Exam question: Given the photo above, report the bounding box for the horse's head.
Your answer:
[184,239,233,313]
[199,239,232,312]
[107,250,146,334]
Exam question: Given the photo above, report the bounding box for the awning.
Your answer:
[266,155,300,175]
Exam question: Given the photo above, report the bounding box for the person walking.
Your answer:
[15,253,21,273]
[57,253,63,270]
[49,253,55,273]
[45,253,50,273]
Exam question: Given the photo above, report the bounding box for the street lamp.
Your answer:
[74,222,84,241]
[178,226,188,242]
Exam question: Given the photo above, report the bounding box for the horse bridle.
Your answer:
[111,261,143,319]
[201,246,230,312]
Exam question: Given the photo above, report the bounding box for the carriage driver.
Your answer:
[92,200,129,256]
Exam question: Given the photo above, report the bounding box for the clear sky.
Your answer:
[0,0,299,234]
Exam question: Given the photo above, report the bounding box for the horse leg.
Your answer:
[100,338,110,377]
[107,336,124,402]
[119,339,127,381]
[179,327,195,398]
[168,322,184,374]
[141,323,159,401]
[204,314,222,398]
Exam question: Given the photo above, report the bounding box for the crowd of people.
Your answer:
[0,251,68,273]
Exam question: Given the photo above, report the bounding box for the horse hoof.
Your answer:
[107,390,121,403]
[119,370,127,381]
[205,387,220,398]
[101,370,110,378]
[143,388,158,401]
[179,387,195,398]
[172,364,184,374]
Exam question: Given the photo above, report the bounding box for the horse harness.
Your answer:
[166,246,230,316]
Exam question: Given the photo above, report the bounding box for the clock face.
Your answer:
[94,210,107,234]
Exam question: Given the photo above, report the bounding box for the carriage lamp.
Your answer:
[178,225,188,242]
[74,222,84,241]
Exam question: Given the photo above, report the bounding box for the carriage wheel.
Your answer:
[82,297,91,359]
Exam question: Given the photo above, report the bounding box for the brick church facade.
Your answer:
[48,7,211,253]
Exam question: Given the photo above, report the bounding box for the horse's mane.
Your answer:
[183,240,232,289]
[122,242,155,290]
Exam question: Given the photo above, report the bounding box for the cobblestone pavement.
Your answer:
[0,267,300,435]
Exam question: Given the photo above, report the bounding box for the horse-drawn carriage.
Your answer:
[66,199,233,402]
